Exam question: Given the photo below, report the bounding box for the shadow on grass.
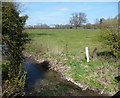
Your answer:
[37,33,54,36]
[115,76,120,83]
[97,51,116,58]
[25,38,32,43]
[37,60,50,69]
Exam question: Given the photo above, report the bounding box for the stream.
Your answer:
[22,58,104,96]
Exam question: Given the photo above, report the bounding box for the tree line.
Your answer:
[24,12,118,30]
[69,12,118,29]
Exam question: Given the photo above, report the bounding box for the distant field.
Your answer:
[25,29,103,57]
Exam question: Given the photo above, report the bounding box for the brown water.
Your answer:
[23,58,106,96]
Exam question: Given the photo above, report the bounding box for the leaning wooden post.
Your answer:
[85,47,89,62]
[93,47,97,61]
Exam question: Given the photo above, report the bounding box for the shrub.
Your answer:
[101,28,120,58]
[2,2,28,97]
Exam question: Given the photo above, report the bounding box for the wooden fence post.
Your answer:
[93,47,97,61]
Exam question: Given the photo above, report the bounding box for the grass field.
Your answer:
[25,28,118,95]
[25,29,103,57]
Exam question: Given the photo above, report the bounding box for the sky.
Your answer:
[20,2,118,25]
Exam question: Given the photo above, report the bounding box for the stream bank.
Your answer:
[23,58,104,96]
[23,51,110,96]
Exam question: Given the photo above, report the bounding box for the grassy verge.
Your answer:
[24,28,119,95]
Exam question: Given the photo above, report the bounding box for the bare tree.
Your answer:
[70,12,87,29]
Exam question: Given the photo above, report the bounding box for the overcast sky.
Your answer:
[20,2,118,25]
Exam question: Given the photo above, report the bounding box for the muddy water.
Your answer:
[23,58,103,96]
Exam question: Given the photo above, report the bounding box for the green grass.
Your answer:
[25,29,103,57]
[25,28,119,95]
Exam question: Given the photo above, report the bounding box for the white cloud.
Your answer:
[60,8,70,11]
